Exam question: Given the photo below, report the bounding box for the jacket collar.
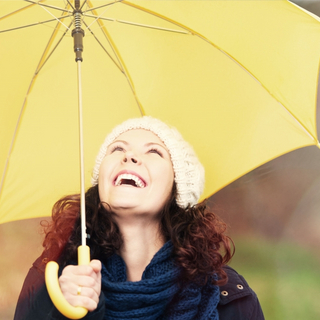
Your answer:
[219,266,253,305]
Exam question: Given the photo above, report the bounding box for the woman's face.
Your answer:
[98,129,174,219]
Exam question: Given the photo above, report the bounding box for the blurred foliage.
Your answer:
[230,236,320,320]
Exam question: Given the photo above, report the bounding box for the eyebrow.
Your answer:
[109,140,128,146]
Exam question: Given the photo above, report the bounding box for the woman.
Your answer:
[14,117,264,319]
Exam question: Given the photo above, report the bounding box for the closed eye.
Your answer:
[111,145,125,153]
[148,148,163,157]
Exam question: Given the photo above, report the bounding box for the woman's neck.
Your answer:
[117,220,165,282]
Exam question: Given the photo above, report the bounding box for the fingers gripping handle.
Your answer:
[45,261,88,319]
[45,246,90,319]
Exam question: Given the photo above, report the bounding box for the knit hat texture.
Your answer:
[92,116,205,208]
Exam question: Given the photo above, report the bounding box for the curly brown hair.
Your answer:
[41,184,233,285]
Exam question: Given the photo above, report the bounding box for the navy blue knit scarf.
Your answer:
[101,241,219,319]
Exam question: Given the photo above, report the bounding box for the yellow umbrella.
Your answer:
[0,1,320,222]
[2,1,320,317]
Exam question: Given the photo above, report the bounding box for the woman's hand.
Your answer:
[58,260,102,312]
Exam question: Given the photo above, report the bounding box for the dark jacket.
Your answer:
[14,257,264,320]
[218,266,264,320]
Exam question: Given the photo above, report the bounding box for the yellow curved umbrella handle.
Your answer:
[45,245,90,319]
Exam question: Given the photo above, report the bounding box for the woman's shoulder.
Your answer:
[217,266,265,320]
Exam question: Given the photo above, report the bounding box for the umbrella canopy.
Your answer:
[1,0,320,224]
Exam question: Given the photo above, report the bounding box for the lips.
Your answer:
[114,172,146,188]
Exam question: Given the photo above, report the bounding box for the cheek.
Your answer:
[98,169,112,203]
[98,159,113,185]
[98,164,106,185]
[159,165,174,190]
[167,164,175,183]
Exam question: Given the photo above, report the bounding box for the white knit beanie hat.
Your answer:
[91,116,205,208]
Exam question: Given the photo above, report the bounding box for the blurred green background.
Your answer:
[1,1,320,319]
[230,236,320,319]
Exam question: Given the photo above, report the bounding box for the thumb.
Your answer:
[89,259,102,273]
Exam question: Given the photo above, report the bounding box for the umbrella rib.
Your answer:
[23,0,73,14]
[80,4,127,72]
[38,4,72,30]
[83,1,145,116]
[82,20,123,72]
[36,21,73,75]
[121,1,320,143]
[66,0,76,11]
[277,102,318,144]
[80,0,88,11]
[81,2,125,74]
[0,75,37,199]
[83,13,190,35]
[121,1,198,34]
[0,16,73,33]
[0,3,34,20]
[33,3,73,74]
[1,9,73,199]
[0,1,72,33]
[82,0,123,13]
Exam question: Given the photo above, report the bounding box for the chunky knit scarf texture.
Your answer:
[101,241,219,319]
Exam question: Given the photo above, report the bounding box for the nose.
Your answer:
[122,151,140,164]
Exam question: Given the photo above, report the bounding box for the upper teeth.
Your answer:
[115,174,145,188]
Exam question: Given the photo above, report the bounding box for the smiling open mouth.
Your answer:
[114,173,146,188]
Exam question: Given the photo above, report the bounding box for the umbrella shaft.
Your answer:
[77,60,86,247]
